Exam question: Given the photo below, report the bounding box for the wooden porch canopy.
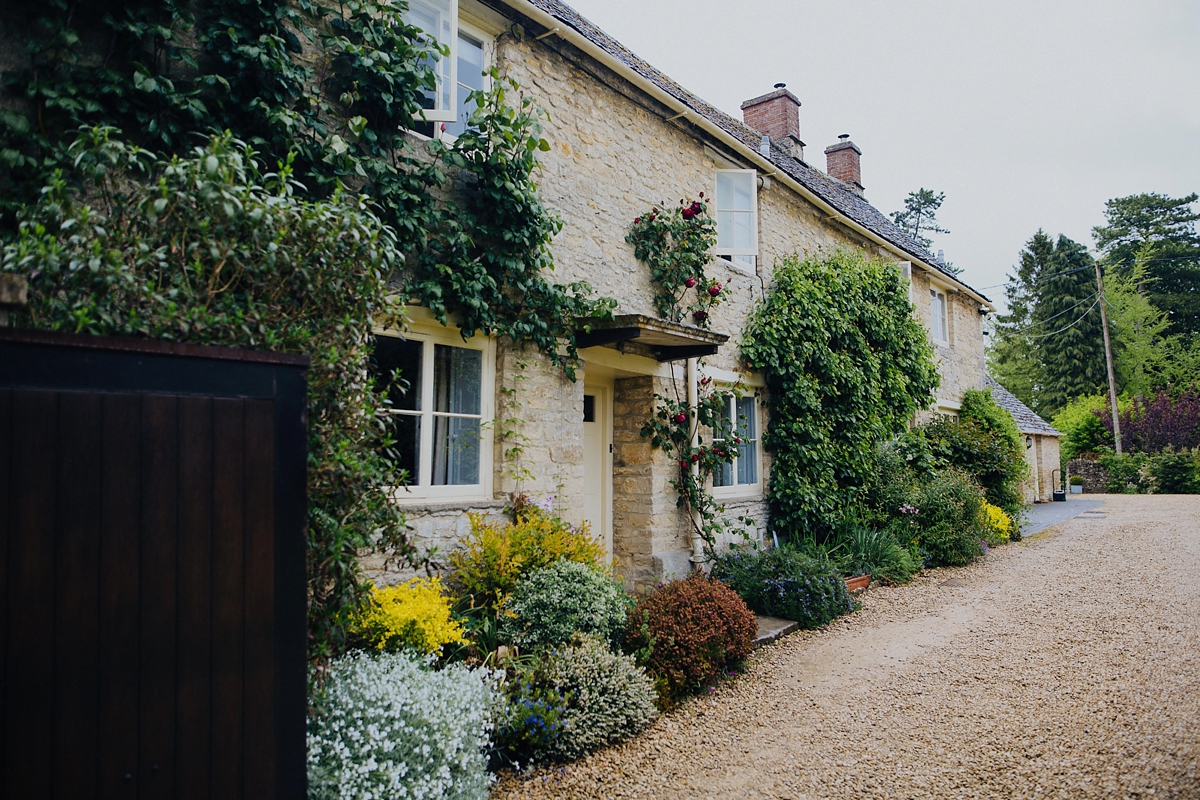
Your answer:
[575,314,728,361]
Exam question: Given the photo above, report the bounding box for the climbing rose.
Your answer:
[708,283,722,297]
[693,310,708,323]
[681,207,696,220]
[684,277,697,288]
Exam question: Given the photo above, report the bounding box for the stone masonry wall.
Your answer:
[1068,458,1110,494]
[380,22,990,585]
[910,269,986,408]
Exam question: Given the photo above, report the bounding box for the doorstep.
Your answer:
[753,615,798,648]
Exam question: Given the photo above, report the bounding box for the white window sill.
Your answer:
[711,487,764,502]
[714,255,758,276]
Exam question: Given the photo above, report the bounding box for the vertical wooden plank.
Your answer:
[4,390,58,798]
[140,394,178,799]
[52,392,104,799]
[176,397,213,800]
[98,393,142,798]
[210,399,245,799]
[242,399,275,798]
[0,389,11,792]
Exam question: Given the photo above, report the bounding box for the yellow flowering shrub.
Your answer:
[449,508,606,610]
[353,577,466,655]
[981,501,1012,546]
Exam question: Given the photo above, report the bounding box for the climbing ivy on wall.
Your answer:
[743,249,940,537]
[0,1,613,374]
[0,0,614,664]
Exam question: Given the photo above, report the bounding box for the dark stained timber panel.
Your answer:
[0,330,308,799]
[52,392,104,800]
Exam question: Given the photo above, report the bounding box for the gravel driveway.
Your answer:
[493,494,1200,799]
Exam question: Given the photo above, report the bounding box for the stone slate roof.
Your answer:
[513,0,989,302]
[985,376,1060,436]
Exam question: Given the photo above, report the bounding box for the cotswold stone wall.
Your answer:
[1068,458,1109,494]
[382,23,987,587]
[910,269,987,408]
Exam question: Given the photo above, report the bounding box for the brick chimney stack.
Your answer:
[824,134,863,196]
[741,83,805,161]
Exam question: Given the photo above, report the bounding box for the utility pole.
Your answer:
[1095,262,1122,454]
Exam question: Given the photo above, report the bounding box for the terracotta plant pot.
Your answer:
[844,574,870,592]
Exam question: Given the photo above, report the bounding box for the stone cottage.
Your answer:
[985,376,1063,503]
[372,0,996,589]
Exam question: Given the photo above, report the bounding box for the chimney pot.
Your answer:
[824,134,864,197]
[741,85,805,161]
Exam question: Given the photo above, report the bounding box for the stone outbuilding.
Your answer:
[986,376,1062,503]
[370,0,997,589]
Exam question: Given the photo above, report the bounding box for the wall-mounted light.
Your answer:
[1025,435,1033,449]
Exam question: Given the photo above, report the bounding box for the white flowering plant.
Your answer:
[308,651,499,800]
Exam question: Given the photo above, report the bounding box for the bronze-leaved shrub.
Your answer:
[449,507,605,610]
[625,574,756,704]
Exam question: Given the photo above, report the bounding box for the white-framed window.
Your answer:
[406,6,495,142]
[930,287,949,345]
[712,394,761,496]
[404,0,459,123]
[372,326,494,501]
[714,170,758,264]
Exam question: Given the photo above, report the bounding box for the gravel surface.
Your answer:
[493,495,1200,799]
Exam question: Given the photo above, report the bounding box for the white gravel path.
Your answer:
[493,494,1200,799]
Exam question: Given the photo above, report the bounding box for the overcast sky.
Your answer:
[564,0,1200,308]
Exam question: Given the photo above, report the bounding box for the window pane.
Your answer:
[405,0,455,115]
[385,413,421,483]
[717,171,753,211]
[443,33,485,138]
[434,345,482,415]
[432,416,480,485]
[736,397,756,439]
[737,440,757,486]
[715,459,733,487]
[372,335,422,412]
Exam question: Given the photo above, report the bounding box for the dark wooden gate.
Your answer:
[0,329,308,799]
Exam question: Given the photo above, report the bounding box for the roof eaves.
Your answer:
[504,0,990,303]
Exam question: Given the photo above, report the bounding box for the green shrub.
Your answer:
[307,651,497,800]
[1098,453,1150,493]
[923,417,1028,516]
[500,560,631,651]
[742,249,940,537]
[1146,450,1200,494]
[835,522,919,585]
[449,507,606,610]
[913,469,986,567]
[500,635,656,762]
[625,574,756,703]
[1069,474,1085,486]
[1051,395,1116,461]
[710,545,856,627]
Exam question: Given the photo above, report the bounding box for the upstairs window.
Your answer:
[714,170,758,264]
[405,0,459,123]
[930,288,949,344]
[713,395,760,494]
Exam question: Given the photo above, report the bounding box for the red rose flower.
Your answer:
[672,413,687,425]
[685,277,697,288]
[708,283,722,297]
[691,453,700,463]
[693,309,708,322]
[681,207,695,220]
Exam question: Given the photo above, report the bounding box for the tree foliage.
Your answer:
[743,249,939,537]
[1093,192,1200,337]
[989,231,1105,416]
[2,131,409,663]
[890,188,957,273]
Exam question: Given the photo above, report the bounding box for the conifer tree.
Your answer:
[1035,236,1107,413]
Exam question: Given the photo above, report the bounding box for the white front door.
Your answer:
[582,382,613,560]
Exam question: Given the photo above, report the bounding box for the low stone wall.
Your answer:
[1067,459,1108,494]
